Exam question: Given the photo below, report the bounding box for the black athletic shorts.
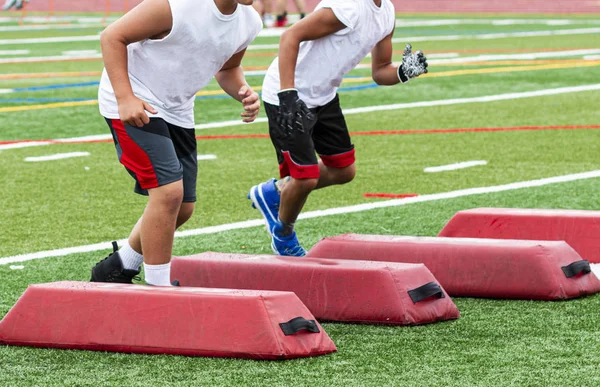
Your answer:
[264,94,355,179]
[105,118,197,202]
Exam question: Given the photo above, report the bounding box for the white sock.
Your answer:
[144,262,172,286]
[119,243,144,271]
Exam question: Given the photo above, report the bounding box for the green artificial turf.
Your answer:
[1,13,599,386]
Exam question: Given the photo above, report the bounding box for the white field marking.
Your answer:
[391,27,600,44]
[0,23,103,32]
[5,27,600,47]
[591,264,600,279]
[2,170,600,265]
[584,55,600,60]
[429,49,600,65]
[0,88,14,93]
[0,53,102,64]
[365,52,459,59]
[195,117,268,130]
[9,265,24,270]
[61,49,99,56]
[197,154,217,161]
[0,141,52,150]
[424,160,488,173]
[6,47,597,66]
[24,152,90,162]
[341,84,600,115]
[247,43,279,51]
[395,19,600,27]
[54,134,113,143]
[0,49,29,55]
[0,16,118,23]
[427,53,460,59]
[2,83,599,152]
[0,35,100,45]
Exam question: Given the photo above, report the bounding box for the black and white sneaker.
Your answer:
[90,241,140,283]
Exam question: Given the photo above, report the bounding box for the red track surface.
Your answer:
[20,0,600,14]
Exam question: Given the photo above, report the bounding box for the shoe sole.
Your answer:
[270,235,307,257]
[248,184,277,236]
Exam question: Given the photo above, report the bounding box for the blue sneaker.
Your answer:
[271,226,306,257]
[248,178,280,236]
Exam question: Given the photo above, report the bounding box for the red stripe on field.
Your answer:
[364,193,419,199]
[3,124,600,146]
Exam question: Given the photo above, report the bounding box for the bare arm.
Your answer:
[100,0,172,126]
[215,50,260,123]
[371,30,401,86]
[278,8,347,90]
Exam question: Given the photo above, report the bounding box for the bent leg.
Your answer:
[315,162,356,189]
[141,180,183,265]
[279,177,318,225]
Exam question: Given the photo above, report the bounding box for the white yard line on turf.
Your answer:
[0,16,118,23]
[424,160,488,173]
[341,84,600,114]
[24,152,90,162]
[394,19,600,27]
[390,27,600,44]
[0,49,29,55]
[0,141,55,150]
[0,35,100,45]
[2,84,599,152]
[197,154,217,161]
[4,47,598,66]
[3,27,600,46]
[0,53,102,64]
[430,49,600,65]
[2,170,600,265]
[0,23,104,32]
[0,88,13,94]
[61,50,99,56]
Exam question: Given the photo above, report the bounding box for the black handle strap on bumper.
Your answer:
[408,282,445,303]
[561,260,591,278]
[279,317,320,336]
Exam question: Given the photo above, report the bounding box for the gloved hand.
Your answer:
[277,89,314,135]
[397,44,428,83]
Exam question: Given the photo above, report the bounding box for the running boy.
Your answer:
[248,0,428,256]
[92,0,262,285]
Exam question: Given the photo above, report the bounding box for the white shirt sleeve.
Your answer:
[320,0,360,31]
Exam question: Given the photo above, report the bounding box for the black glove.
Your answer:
[277,89,314,135]
[398,44,428,83]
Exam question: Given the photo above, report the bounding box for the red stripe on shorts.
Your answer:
[280,151,320,179]
[111,119,159,189]
[319,149,356,168]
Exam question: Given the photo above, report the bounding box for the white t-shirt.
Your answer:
[98,0,262,128]
[262,0,395,108]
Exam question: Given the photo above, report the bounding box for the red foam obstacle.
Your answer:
[439,208,600,264]
[171,253,460,325]
[0,281,336,359]
[307,234,600,300]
